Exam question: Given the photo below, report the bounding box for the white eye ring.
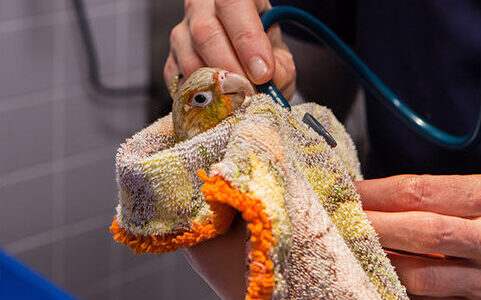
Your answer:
[191,91,213,107]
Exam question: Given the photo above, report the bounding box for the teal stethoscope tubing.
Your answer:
[259,6,481,150]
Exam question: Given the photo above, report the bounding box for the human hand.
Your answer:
[184,214,248,300]
[355,175,481,299]
[164,0,296,100]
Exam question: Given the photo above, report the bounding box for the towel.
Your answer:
[110,94,408,300]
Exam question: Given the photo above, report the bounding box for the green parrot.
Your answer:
[170,68,255,141]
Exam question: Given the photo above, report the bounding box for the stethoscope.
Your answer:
[256,6,481,150]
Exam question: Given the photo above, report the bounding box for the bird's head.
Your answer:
[171,68,254,141]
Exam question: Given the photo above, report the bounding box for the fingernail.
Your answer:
[248,56,268,82]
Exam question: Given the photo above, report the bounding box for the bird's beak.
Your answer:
[220,72,255,107]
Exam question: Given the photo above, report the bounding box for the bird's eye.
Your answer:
[191,91,213,107]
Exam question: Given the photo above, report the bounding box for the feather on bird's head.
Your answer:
[171,68,254,141]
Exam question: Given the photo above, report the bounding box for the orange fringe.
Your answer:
[198,170,275,300]
[110,169,276,300]
[110,199,236,254]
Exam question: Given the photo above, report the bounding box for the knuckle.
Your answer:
[190,19,222,50]
[233,29,260,47]
[396,175,425,210]
[424,216,453,249]
[470,178,481,211]
[169,24,183,45]
[215,0,240,10]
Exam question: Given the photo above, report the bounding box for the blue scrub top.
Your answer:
[272,0,481,178]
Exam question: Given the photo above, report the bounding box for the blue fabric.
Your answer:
[272,0,481,177]
[0,249,76,300]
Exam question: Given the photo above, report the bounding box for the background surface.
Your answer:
[0,0,219,299]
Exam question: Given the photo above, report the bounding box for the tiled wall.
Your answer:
[0,0,219,299]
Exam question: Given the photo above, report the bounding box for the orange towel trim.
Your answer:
[198,170,275,300]
[110,199,236,254]
[111,169,275,300]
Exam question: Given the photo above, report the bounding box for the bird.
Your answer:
[170,68,255,141]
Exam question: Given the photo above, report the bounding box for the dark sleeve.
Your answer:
[269,0,357,45]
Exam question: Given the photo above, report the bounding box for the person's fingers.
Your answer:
[215,0,274,84]
[186,0,245,76]
[355,175,481,218]
[272,51,287,89]
[163,51,181,88]
[169,21,205,78]
[281,79,297,102]
[272,47,296,99]
[366,211,481,260]
[266,24,296,100]
[388,253,481,298]
[266,24,285,50]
